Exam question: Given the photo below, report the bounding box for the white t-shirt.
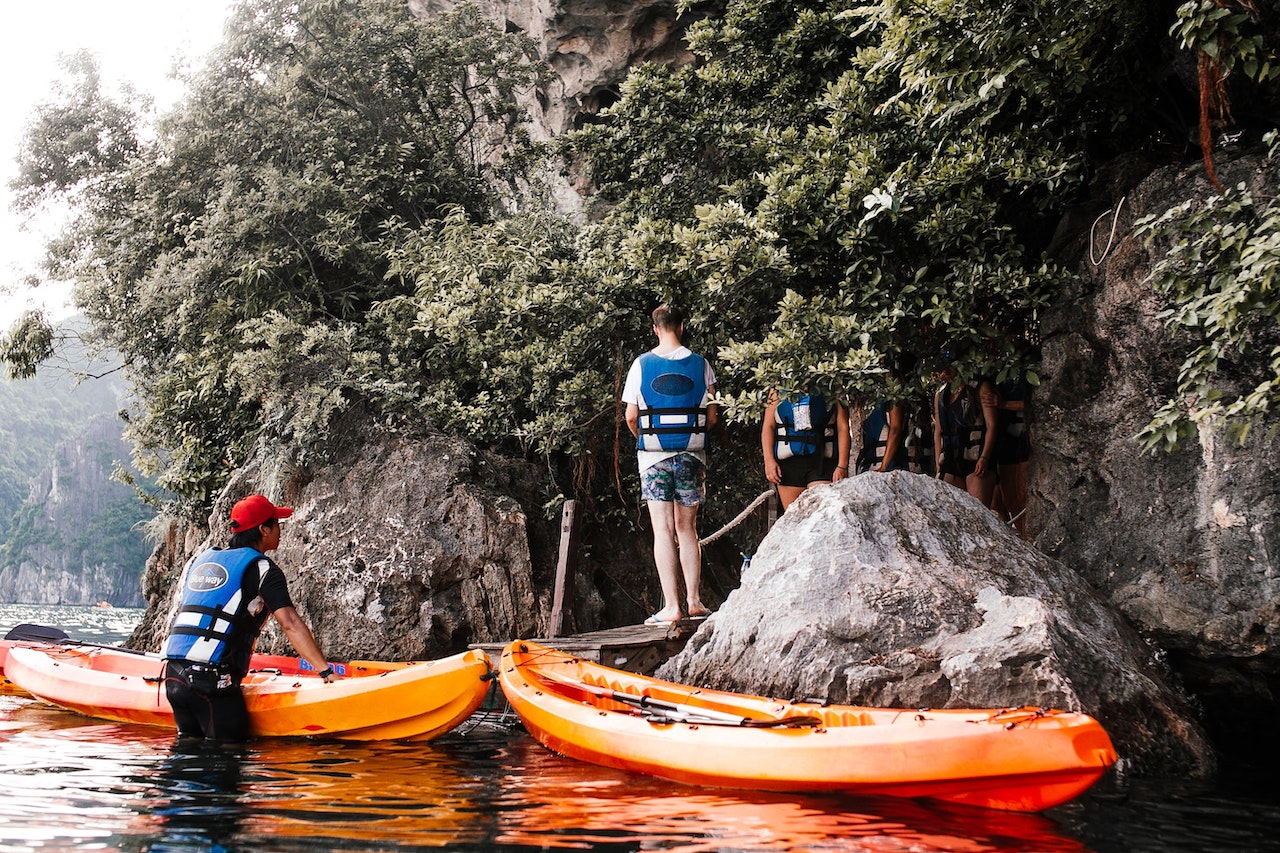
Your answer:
[622,346,717,472]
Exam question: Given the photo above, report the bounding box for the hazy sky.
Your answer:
[0,1,233,329]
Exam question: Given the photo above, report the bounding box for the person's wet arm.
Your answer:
[878,403,905,472]
[272,607,338,682]
[833,403,851,481]
[975,382,1000,478]
[625,402,639,439]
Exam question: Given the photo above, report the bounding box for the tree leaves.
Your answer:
[1137,133,1280,451]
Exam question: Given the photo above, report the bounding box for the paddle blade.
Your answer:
[4,623,70,643]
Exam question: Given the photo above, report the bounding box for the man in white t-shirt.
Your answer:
[623,305,717,625]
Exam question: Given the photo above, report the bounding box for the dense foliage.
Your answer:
[564,0,1157,436]
[9,0,548,511]
[1137,131,1280,451]
[4,0,1276,528]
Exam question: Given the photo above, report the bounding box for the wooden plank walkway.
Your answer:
[472,619,706,676]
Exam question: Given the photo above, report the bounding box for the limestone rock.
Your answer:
[130,430,554,661]
[0,413,150,607]
[660,472,1215,775]
[409,0,698,211]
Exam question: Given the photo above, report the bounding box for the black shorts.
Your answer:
[164,661,249,743]
[993,416,1031,465]
[777,453,837,487]
[939,455,978,478]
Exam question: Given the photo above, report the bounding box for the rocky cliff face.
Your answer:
[0,413,150,606]
[1036,149,1279,755]
[128,427,664,660]
[409,0,698,211]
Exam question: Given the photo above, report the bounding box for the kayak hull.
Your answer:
[498,640,1117,812]
[6,644,491,741]
[0,638,403,698]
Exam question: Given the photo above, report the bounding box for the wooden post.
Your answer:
[549,499,580,638]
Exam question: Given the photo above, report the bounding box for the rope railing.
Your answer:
[698,489,774,546]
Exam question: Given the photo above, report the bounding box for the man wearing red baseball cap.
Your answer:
[161,493,339,743]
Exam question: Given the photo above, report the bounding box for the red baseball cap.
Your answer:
[229,494,294,530]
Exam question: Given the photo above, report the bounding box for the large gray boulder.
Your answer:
[659,472,1215,775]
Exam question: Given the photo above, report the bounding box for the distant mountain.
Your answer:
[0,322,154,605]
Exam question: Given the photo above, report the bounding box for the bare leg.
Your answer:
[646,501,683,621]
[777,484,805,509]
[966,469,998,509]
[673,502,704,616]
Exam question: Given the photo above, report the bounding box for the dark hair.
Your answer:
[651,304,684,332]
[228,518,274,551]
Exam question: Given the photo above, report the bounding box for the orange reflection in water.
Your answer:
[232,736,481,848]
[494,734,1096,853]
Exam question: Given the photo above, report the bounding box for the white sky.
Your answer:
[0,1,234,330]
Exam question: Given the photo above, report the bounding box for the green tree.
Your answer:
[568,0,1158,419]
[1137,131,1280,451]
[9,0,547,513]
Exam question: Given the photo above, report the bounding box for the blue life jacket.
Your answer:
[857,401,907,472]
[636,351,709,452]
[162,548,270,669]
[774,395,835,460]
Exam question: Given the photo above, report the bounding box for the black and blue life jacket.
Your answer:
[636,351,709,452]
[857,401,907,472]
[774,394,835,460]
[162,548,270,670]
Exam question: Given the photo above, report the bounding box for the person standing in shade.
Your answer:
[624,305,717,625]
[162,494,339,744]
[856,399,906,474]
[933,363,999,506]
[762,391,851,509]
[990,376,1033,538]
[904,393,937,477]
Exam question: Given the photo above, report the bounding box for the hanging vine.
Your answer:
[1171,0,1274,190]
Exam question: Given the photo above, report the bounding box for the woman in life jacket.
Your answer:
[903,394,937,476]
[989,376,1033,538]
[761,390,851,510]
[856,399,907,474]
[932,359,999,507]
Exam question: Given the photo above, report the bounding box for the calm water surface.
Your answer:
[2,603,1279,852]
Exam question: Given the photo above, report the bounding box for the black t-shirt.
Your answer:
[224,550,295,676]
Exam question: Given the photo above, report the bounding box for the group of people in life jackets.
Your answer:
[773,360,1033,538]
[624,305,1032,626]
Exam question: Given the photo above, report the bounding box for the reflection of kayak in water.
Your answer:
[6,642,491,740]
[499,640,1118,812]
[496,733,1095,853]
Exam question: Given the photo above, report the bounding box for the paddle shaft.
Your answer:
[3,623,153,656]
[531,669,818,727]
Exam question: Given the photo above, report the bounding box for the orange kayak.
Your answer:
[498,640,1118,812]
[7,643,491,741]
[0,638,403,698]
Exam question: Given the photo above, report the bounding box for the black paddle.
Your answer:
[4,623,69,643]
[3,623,153,656]
[535,670,821,728]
